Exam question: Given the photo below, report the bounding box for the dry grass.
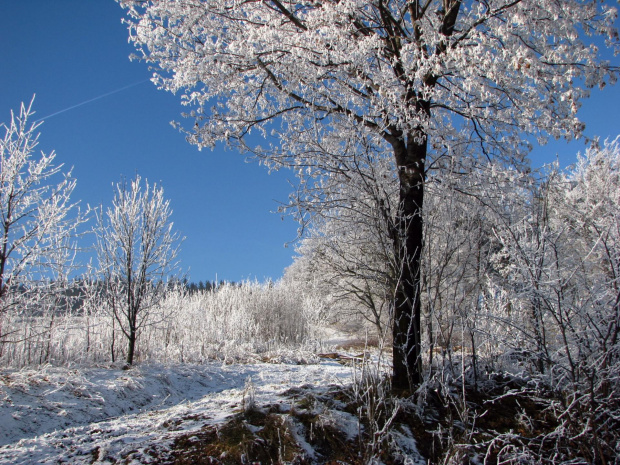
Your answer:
[130,373,617,465]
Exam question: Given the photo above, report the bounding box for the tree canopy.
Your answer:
[121,0,617,161]
[119,0,619,390]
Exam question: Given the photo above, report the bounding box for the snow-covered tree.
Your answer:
[119,0,618,390]
[292,146,398,339]
[0,100,82,343]
[477,141,620,461]
[94,175,182,366]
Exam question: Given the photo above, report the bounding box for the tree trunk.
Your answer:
[111,316,116,363]
[391,133,426,392]
[386,0,459,392]
[126,325,136,366]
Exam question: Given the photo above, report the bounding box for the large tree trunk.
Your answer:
[391,133,426,392]
[384,0,458,392]
[126,305,137,367]
[126,327,136,367]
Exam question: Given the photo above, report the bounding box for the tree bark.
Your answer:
[126,306,137,366]
[385,0,458,391]
[126,327,136,367]
[391,132,426,392]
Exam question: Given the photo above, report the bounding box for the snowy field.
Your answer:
[0,359,355,464]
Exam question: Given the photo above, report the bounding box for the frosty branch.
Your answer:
[119,0,619,391]
[0,100,83,342]
[94,175,183,366]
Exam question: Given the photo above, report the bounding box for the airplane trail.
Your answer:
[34,79,150,123]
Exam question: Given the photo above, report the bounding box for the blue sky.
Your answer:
[1,1,620,283]
[0,0,300,284]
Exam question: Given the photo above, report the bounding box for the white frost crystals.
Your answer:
[118,0,617,158]
[94,175,183,367]
[0,99,84,340]
[118,0,620,390]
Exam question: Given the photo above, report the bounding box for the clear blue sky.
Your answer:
[1,1,620,283]
[0,0,300,284]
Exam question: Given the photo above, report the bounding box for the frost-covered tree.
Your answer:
[476,141,620,461]
[94,175,182,366]
[293,145,398,339]
[119,0,618,390]
[0,100,82,342]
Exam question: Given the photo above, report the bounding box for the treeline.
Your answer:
[182,279,236,294]
[0,279,324,367]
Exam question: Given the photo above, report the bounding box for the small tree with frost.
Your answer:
[95,175,182,366]
[0,99,82,345]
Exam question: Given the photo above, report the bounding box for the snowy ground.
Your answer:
[0,359,355,464]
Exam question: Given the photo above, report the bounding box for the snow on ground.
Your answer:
[0,359,354,464]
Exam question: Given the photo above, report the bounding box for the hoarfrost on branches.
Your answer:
[120,0,617,156]
[118,0,619,390]
[0,99,83,343]
[94,175,183,366]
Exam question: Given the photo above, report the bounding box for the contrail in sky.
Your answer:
[34,79,150,123]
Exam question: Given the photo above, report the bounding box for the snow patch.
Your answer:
[0,360,353,464]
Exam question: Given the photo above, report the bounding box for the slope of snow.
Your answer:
[0,360,354,464]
